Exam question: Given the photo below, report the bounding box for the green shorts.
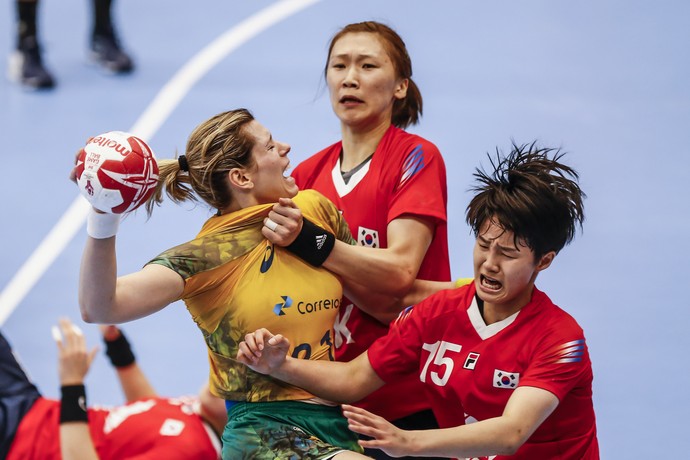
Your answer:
[222,400,362,460]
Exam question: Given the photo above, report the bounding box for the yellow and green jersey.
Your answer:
[149,190,354,402]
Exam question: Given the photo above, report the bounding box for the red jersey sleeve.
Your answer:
[519,313,593,401]
[387,136,447,226]
[367,293,444,382]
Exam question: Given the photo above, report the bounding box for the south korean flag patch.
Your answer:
[493,369,519,389]
[358,227,379,248]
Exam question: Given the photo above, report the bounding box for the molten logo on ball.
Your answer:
[75,131,159,214]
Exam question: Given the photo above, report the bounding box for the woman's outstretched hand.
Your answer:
[342,404,415,458]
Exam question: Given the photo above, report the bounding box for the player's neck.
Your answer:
[482,304,520,325]
[340,121,389,170]
[480,289,533,325]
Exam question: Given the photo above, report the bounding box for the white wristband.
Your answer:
[87,209,121,239]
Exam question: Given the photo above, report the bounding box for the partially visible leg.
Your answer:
[89,0,134,74]
[8,0,56,90]
[222,401,369,460]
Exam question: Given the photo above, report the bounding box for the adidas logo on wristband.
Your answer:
[286,217,335,266]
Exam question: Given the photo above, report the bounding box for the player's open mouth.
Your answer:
[480,274,502,291]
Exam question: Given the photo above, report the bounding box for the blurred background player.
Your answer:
[8,0,134,90]
[1,318,224,459]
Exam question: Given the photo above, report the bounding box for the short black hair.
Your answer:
[466,141,585,259]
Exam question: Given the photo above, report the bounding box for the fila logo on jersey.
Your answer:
[463,352,480,370]
[273,296,293,316]
[493,369,519,389]
[358,227,379,248]
[315,234,328,249]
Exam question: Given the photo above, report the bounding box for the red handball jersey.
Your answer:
[7,396,221,460]
[292,125,450,420]
[368,284,599,460]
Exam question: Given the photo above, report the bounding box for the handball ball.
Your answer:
[75,131,159,214]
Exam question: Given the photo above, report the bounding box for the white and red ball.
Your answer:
[75,131,159,214]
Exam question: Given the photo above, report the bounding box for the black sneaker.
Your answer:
[7,36,56,90]
[90,33,134,74]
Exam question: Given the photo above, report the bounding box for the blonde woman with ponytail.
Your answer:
[75,108,370,459]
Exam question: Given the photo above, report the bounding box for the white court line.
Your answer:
[0,0,322,326]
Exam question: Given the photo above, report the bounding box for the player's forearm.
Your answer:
[79,237,118,323]
[403,417,527,458]
[59,382,100,460]
[102,326,158,401]
[60,424,101,460]
[115,364,157,402]
[324,241,417,298]
[344,279,465,324]
[402,279,458,306]
[403,388,559,459]
[343,280,406,324]
[273,357,360,402]
[274,353,381,403]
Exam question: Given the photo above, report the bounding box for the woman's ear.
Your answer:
[228,167,253,190]
[394,78,409,100]
[536,251,556,273]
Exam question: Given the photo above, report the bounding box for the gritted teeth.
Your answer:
[481,274,502,290]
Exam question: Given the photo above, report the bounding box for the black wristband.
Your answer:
[60,384,88,424]
[103,330,136,368]
[286,217,336,267]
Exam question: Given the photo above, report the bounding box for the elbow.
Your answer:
[373,307,405,325]
[342,376,375,403]
[340,388,372,404]
[78,290,98,323]
[497,445,520,457]
[79,298,111,324]
[334,390,360,404]
[79,297,94,323]
[401,271,417,292]
[327,363,377,403]
[495,431,529,456]
[390,269,416,298]
[80,303,97,324]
